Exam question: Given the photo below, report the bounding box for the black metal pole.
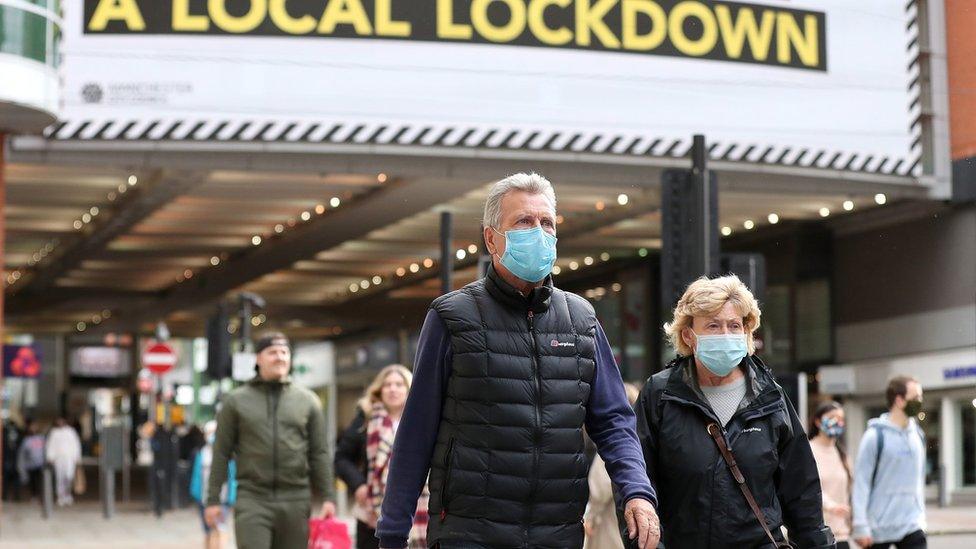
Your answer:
[440,211,453,294]
[239,296,252,352]
[691,134,717,277]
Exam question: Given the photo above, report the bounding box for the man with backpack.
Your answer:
[852,376,927,549]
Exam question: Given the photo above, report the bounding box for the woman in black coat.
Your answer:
[636,275,834,549]
[335,407,373,548]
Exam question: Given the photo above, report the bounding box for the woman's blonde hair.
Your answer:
[663,275,762,357]
[358,364,413,416]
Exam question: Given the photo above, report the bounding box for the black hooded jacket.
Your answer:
[635,356,835,549]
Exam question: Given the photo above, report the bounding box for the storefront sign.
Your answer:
[84,0,826,71]
[943,365,976,381]
[56,1,921,176]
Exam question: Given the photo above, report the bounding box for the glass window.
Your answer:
[796,279,832,364]
[621,268,650,382]
[0,6,52,64]
[763,285,792,367]
[961,402,976,486]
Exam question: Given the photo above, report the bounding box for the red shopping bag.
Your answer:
[308,518,352,549]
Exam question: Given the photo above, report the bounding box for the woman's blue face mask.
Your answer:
[691,331,748,377]
[492,226,557,283]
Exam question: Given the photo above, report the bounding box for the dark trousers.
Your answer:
[836,542,850,549]
[869,529,927,549]
[356,520,378,549]
[26,468,43,499]
[235,497,311,549]
[2,469,20,501]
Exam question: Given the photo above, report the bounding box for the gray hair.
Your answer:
[482,173,557,228]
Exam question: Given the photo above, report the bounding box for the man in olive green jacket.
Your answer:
[205,332,336,549]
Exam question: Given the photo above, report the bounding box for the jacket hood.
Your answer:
[867,413,919,432]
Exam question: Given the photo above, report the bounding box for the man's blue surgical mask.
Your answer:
[492,226,557,283]
[692,332,748,377]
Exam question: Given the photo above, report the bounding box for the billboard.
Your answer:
[53,0,921,175]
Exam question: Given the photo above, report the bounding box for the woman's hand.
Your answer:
[354,484,369,506]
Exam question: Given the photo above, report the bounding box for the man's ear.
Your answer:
[484,226,496,256]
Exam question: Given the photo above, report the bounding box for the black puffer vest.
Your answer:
[426,265,597,548]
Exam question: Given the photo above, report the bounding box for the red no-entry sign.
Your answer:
[143,342,177,375]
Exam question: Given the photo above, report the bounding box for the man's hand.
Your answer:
[854,535,873,548]
[354,484,369,506]
[624,498,660,549]
[204,505,223,528]
[319,501,336,519]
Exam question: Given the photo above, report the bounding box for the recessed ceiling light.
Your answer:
[819,207,831,218]
[617,194,629,206]
[843,200,855,211]
[874,193,887,205]
[767,214,779,224]
[721,226,732,236]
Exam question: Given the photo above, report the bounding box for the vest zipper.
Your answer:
[525,309,542,542]
[439,437,456,522]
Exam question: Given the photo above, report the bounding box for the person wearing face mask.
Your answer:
[852,376,927,549]
[376,173,658,549]
[634,275,835,549]
[809,402,853,548]
[190,421,238,549]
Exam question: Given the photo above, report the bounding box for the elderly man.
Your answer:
[206,332,336,549]
[377,173,658,549]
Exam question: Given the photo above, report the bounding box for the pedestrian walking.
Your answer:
[3,418,24,501]
[205,332,336,549]
[635,275,835,549]
[16,419,46,501]
[377,173,658,549]
[809,402,853,548]
[336,365,429,548]
[191,420,237,549]
[852,376,927,549]
[46,417,82,506]
[583,382,642,549]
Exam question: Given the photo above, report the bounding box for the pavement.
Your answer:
[1,500,975,548]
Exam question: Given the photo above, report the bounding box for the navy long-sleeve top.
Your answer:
[376,309,656,548]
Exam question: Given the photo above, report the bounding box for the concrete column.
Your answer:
[846,401,868,462]
[940,396,958,503]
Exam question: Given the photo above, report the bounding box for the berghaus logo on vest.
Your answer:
[551,339,574,348]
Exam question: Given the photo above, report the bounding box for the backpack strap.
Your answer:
[870,425,885,488]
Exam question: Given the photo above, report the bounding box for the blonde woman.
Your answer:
[335,365,427,549]
[635,275,834,549]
